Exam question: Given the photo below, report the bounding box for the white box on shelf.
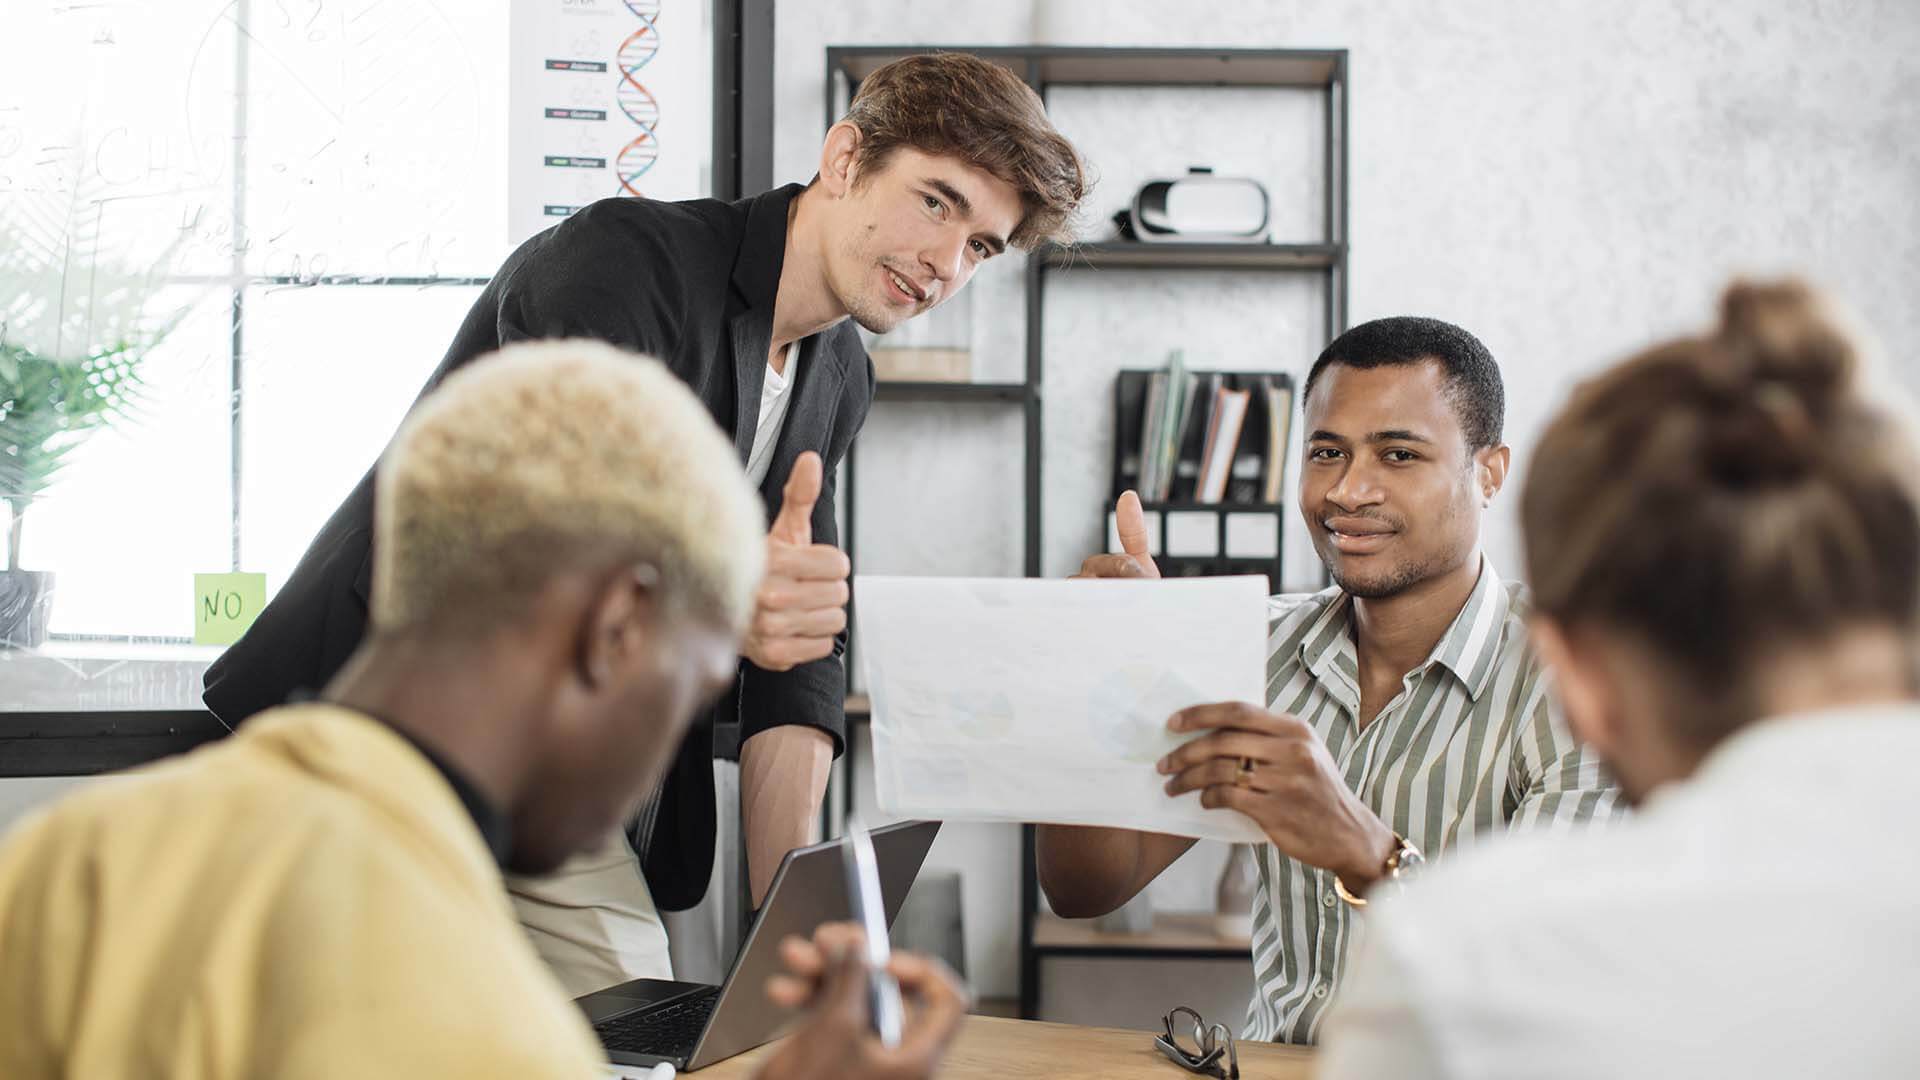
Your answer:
[1225,512,1281,559]
[1165,512,1219,557]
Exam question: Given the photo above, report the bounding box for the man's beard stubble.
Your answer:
[1320,494,1474,600]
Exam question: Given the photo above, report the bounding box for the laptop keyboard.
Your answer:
[595,986,722,1059]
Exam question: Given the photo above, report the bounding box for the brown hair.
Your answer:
[841,52,1087,249]
[1522,280,1920,746]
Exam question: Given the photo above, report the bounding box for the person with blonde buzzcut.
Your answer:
[0,340,966,1080]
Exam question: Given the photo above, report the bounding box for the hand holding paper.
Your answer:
[1157,702,1398,891]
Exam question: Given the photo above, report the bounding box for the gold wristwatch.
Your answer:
[1333,833,1424,908]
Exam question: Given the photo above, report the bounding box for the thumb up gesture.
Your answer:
[745,452,851,672]
[1073,491,1161,580]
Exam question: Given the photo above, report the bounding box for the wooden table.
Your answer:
[1031,912,1251,955]
[698,1015,1314,1079]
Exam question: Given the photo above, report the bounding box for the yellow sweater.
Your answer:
[0,704,608,1079]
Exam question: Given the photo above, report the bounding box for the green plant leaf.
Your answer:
[0,148,191,566]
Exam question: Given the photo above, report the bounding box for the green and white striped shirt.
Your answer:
[1244,559,1621,1044]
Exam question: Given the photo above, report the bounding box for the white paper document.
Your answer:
[857,575,1271,844]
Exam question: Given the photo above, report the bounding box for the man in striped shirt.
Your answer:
[1040,316,1621,1044]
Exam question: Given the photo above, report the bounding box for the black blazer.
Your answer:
[202,184,872,910]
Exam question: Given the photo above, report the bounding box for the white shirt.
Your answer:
[1318,703,1920,1080]
[742,347,797,489]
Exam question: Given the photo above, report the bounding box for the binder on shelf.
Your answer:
[1134,350,1216,503]
[1114,374,1148,494]
[1165,368,1204,502]
[1198,384,1251,504]
[1171,371,1219,502]
[1259,375,1295,504]
[1137,371,1166,502]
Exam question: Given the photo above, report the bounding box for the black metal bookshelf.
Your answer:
[826,44,1349,1020]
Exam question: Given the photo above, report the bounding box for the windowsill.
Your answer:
[1,641,220,712]
[33,640,225,663]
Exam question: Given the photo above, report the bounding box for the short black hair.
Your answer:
[1304,316,1505,450]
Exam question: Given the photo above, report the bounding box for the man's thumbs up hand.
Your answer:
[745,452,851,672]
[1072,490,1162,580]
[770,451,822,546]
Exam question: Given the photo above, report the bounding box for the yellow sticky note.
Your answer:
[193,572,267,646]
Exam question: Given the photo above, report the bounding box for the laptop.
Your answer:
[576,819,941,1072]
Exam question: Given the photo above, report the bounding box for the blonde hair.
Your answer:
[372,340,765,637]
[1522,280,1920,747]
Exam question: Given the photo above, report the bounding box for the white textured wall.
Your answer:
[780,0,1920,1001]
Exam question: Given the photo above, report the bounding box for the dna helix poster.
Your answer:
[507,0,714,248]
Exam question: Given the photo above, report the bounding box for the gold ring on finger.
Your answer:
[1235,756,1257,787]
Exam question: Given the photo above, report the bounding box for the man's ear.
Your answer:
[577,565,659,691]
[817,121,863,198]
[1475,444,1511,506]
[1529,615,1616,759]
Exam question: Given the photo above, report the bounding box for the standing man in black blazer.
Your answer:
[202,52,1087,995]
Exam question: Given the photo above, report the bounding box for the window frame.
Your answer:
[33,0,752,647]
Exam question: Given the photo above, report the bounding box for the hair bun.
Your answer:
[1717,279,1855,405]
[1702,279,1857,483]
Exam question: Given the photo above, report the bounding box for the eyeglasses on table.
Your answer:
[1153,1005,1239,1079]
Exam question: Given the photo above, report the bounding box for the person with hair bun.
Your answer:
[1319,281,1920,1078]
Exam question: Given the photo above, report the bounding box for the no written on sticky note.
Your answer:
[193,573,266,646]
